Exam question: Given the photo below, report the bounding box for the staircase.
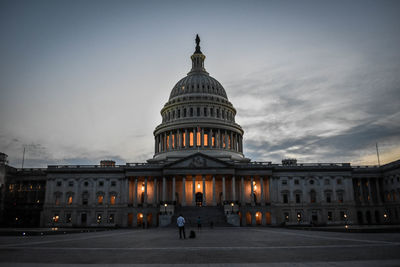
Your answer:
[172,206,230,227]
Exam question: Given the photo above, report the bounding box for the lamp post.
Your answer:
[231,202,234,214]
[164,203,168,214]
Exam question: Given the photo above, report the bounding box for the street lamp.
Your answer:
[164,203,168,214]
[231,202,234,214]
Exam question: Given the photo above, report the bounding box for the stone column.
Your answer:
[177,129,181,149]
[209,129,213,148]
[202,175,206,206]
[182,177,186,206]
[134,178,138,207]
[260,176,265,206]
[367,178,373,204]
[359,179,365,203]
[376,178,382,204]
[241,176,245,205]
[172,176,176,203]
[162,176,166,202]
[169,131,172,150]
[144,176,148,207]
[212,175,216,206]
[222,176,226,203]
[232,175,236,201]
[230,131,233,150]
[217,129,221,148]
[185,129,188,148]
[250,176,254,206]
[192,175,196,205]
[201,128,204,148]
[153,177,158,206]
[193,128,197,147]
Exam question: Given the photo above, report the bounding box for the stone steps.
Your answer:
[172,206,230,227]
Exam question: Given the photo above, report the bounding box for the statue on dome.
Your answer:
[195,34,202,54]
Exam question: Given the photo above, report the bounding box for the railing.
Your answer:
[48,165,125,169]
[277,163,351,167]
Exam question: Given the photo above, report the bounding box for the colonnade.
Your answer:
[154,128,243,154]
[128,175,269,207]
[354,178,383,204]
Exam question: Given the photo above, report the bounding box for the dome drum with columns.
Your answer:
[150,35,248,163]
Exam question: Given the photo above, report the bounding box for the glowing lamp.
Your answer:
[197,183,201,189]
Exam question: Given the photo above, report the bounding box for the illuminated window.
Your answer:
[53,214,59,223]
[98,195,103,205]
[189,132,194,147]
[204,133,208,146]
[167,136,170,149]
[212,136,215,147]
[110,195,116,205]
[68,196,73,205]
[197,132,201,146]
[183,132,186,147]
[172,134,175,148]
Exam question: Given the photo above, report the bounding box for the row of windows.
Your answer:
[8,183,43,192]
[52,213,115,224]
[162,106,235,123]
[56,180,117,187]
[281,179,342,186]
[156,128,242,153]
[283,211,347,222]
[54,192,117,206]
[281,190,344,204]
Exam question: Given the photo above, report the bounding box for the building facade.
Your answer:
[0,37,399,228]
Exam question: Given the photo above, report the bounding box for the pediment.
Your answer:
[164,153,232,169]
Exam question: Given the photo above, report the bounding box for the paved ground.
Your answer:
[0,226,400,266]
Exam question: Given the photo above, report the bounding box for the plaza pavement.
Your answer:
[0,226,399,266]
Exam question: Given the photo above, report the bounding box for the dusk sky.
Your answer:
[1,0,399,167]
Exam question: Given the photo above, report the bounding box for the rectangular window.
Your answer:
[204,133,208,146]
[68,181,74,187]
[282,180,287,185]
[110,195,116,205]
[326,194,331,203]
[340,211,345,220]
[55,196,60,206]
[328,212,332,221]
[183,132,186,147]
[325,179,330,185]
[294,180,299,185]
[98,195,103,205]
[99,181,104,186]
[189,132,194,147]
[56,181,62,186]
[338,192,343,203]
[283,194,288,204]
[197,132,201,146]
[197,107,200,116]
[68,196,73,205]
[111,181,116,187]
[337,179,342,185]
[204,107,207,116]
[296,194,300,203]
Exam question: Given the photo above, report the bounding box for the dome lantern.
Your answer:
[188,34,208,75]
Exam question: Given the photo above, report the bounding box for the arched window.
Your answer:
[110,193,117,205]
[190,108,193,117]
[82,191,89,205]
[97,192,104,205]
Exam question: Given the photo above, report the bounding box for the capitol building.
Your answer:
[0,36,399,228]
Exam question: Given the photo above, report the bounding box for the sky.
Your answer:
[0,0,399,167]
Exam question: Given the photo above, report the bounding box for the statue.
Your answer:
[195,34,202,53]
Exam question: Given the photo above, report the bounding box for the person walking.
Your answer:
[177,214,186,239]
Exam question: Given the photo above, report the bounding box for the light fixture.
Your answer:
[231,202,234,207]
[141,183,145,191]
[164,203,168,207]
[140,214,143,218]
[344,214,347,218]
[345,225,348,229]
[384,213,387,218]
[197,183,201,189]
[256,213,259,217]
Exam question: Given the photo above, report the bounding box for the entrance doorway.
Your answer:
[196,192,203,206]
